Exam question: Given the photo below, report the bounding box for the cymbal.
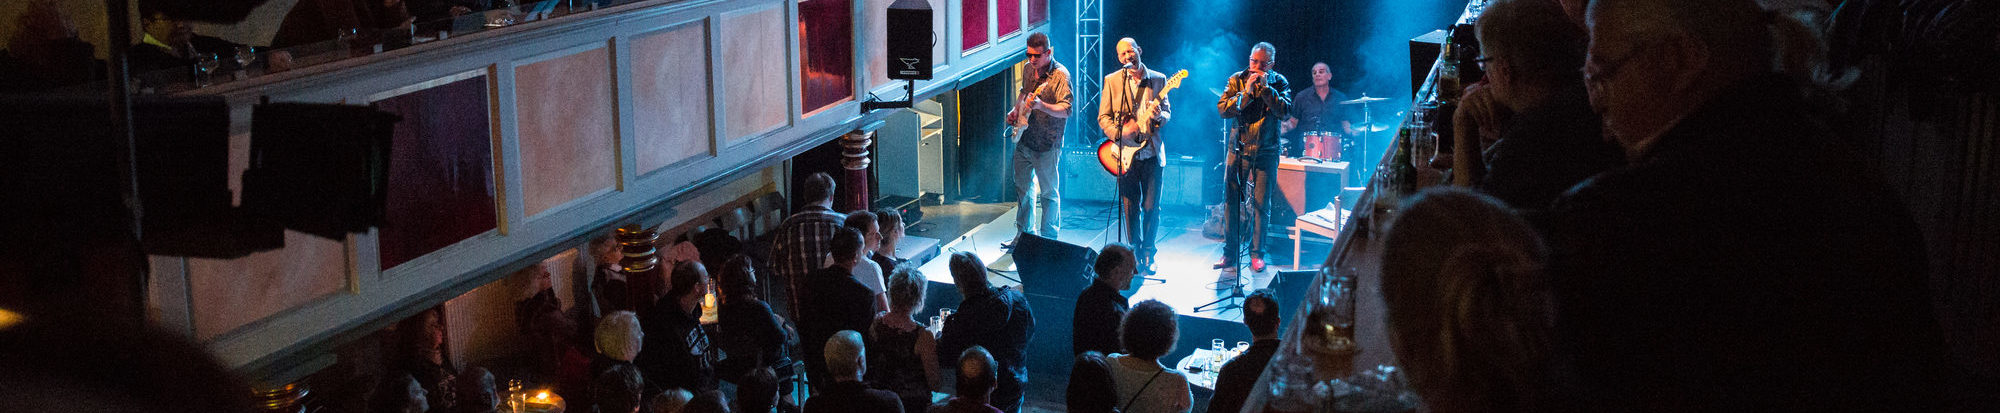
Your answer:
[1362,123,1394,132]
[1338,96,1389,105]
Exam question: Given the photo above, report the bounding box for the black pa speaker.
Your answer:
[1011,233,1097,299]
[885,0,933,80]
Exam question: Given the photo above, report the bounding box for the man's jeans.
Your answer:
[1012,146,1061,237]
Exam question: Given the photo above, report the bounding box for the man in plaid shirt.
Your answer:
[771,172,846,319]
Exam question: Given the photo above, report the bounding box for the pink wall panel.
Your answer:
[799,0,855,113]
[963,0,989,52]
[722,6,789,140]
[631,24,713,175]
[862,0,894,91]
[188,231,347,341]
[996,0,1021,38]
[516,47,619,216]
[1029,0,1047,26]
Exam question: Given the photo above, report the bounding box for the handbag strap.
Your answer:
[1121,367,1166,412]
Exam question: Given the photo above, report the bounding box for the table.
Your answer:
[1277,157,1350,216]
[1174,348,1240,390]
[1291,207,1346,270]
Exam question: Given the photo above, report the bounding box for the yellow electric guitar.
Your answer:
[1096,69,1187,176]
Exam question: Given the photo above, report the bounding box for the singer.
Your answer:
[1098,37,1173,273]
[1214,42,1290,272]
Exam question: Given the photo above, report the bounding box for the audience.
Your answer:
[396,307,458,413]
[797,228,883,392]
[1467,0,1624,212]
[682,390,732,413]
[936,252,1036,413]
[128,1,245,81]
[773,172,847,320]
[590,235,636,316]
[714,255,793,382]
[1105,300,1191,413]
[1379,188,1560,412]
[637,261,718,393]
[1,0,101,93]
[454,367,499,413]
[650,389,693,413]
[803,331,905,413]
[872,207,909,269]
[1206,290,1282,413]
[1541,0,1951,409]
[1074,243,1135,355]
[842,211,892,312]
[589,310,645,399]
[734,367,785,413]
[372,373,430,413]
[928,346,1004,413]
[592,364,645,413]
[868,267,942,412]
[1064,352,1119,413]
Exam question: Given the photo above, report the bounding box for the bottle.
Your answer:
[1436,30,1463,103]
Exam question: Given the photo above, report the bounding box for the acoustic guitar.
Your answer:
[1096,69,1187,177]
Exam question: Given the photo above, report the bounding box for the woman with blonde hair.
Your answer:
[1380,188,1559,412]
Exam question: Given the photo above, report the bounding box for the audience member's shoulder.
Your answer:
[865,388,905,411]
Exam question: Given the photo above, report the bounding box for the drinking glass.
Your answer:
[193,53,220,87]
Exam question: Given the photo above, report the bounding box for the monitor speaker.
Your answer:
[1011,233,1096,299]
[886,0,933,80]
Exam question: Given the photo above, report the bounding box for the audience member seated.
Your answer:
[772,172,847,319]
[682,390,732,413]
[1064,352,1119,413]
[129,2,244,82]
[1547,0,1950,410]
[868,267,942,412]
[593,363,645,413]
[1380,188,1560,412]
[1449,83,1511,188]
[798,228,881,392]
[1105,300,1191,413]
[396,307,459,413]
[584,311,644,409]
[928,346,1003,413]
[591,235,636,316]
[803,331,904,413]
[455,367,500,413]
[1,0,102,93]
[842,210,891,312]
[936,252,1036,413]
[650,388,692,413]
[1468,0,1623,212]
[1206,290,1282,413]
[1074,243,1135,356]
[714,255,794,382]
[515,264,590,389]
[871,207,908,269]
[371,373,430,413]
[637,261,718,393]
[734,367,787,413]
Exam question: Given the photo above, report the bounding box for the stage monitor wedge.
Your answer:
[1012,233,1097,300]
[886,0,933,80]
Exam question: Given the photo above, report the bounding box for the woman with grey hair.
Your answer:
[867,267,940,412]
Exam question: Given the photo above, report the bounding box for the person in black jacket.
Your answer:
[936,252,1034,413]
[1206,290,1282,413]
[1073,243,1134,356]
[1468,0,1622,213]
[798,228,881,393]
[636,261,717,393]
[714,255,793,383]
[803,331,904,413]
[1550,0,1950,410]
[130,3,244,84]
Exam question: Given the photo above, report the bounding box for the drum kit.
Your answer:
[1297,94,1389,162]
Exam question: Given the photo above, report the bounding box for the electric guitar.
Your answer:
[1096,69,1187,177]
[1004,68,1048,141]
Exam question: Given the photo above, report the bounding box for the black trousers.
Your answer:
[1119,158,1162,263]
[1224,150,1277,262]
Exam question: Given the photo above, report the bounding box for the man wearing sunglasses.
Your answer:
[1006,31,1072,242]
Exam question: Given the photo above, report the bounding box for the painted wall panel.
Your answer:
[188,231,347,341]
[373,74,500,270]
[721,6,789,140]
[631,23,714,175]
[516,46,619,216]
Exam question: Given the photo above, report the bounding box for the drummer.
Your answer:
[1282,62,1362,159]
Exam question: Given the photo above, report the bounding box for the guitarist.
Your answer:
[1097,37,1172,273]
[1215,42,1290,272]
[1007,32,1072,240]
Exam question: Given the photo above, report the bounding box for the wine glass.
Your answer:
[233,45,258,77]
[193,53,221,87]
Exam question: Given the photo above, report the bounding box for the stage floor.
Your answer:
[912,200,1338,324]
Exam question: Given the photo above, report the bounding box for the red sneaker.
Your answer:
[1251,256,1267,272]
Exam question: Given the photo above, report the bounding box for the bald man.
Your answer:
[1097,37,1173,273]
